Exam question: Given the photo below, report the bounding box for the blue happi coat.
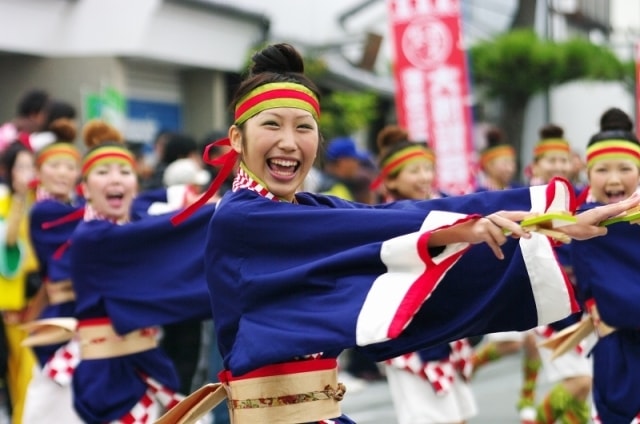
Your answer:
[29,198,83,366]
[65,205,214,423]
[571,202,640,424]
[205,181,579,423]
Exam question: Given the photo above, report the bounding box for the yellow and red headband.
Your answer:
[480,145,515,169]
[172,81,320,225]
[534,138,570,158]
[370,145,434,189]
[81,145,136,178]
[586,139,640,168]
[234,82,320,125]
[36,143,81,168]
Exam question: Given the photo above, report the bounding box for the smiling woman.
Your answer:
[158,43,640,424]
[80,121,138,223]
[61,120,214,424]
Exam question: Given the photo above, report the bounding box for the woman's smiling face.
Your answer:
[38,156,80,201]
[588,158,640,204]
[82,162,137,221]
[230,107,319,201]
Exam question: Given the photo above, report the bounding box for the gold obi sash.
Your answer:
[21,317,77,347]
[539,300,616,359]
[77,318,158,359]
[45,279,76,304]
[155,358,345,424]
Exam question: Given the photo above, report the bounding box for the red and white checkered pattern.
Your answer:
[232,167,277,201]
[84,204,123,223]
[36,186,55,201]
[385,339,473,395]
[43,339,80,386]
[112,374,184,424]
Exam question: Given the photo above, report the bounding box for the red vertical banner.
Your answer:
[387,0,476,194]
[636,42,640,139]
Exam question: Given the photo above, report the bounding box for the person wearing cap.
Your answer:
[21,117,84,423]
[318,136,371,202]
[58,120,213,424]
[158,43,636,424]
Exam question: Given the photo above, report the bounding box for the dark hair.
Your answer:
[44,100,76,129]
[1,141,32,193]
[230,43,321,119]
[588,108,639,147]
[376,125,427,169]
[161,133,198,165]
[16,89,50,117]
[481,126,510,153]
[49,118,77,143]
[539,124,564,139]
[82,119,124,149]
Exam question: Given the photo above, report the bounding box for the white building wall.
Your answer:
[0,0,264,70]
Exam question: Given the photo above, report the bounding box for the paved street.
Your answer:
[341,351,554,424]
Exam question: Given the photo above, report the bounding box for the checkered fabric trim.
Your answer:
[43,339,80,386]
[84,204,124,223]
[111,374,184,424]
[232,167,276,200]
[36,186,55,201]
[385,339,473,395]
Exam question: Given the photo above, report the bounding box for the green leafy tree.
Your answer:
[469,29,626,157]
[319,91,379,140]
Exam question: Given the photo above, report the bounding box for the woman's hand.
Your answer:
[557,193,640,240]
[429,211,532,260]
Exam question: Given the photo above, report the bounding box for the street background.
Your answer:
[342,351,554,423]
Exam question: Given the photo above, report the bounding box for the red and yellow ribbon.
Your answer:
[586,139,640,168]
[82,145,135,177]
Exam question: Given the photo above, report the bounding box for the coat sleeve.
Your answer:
[209,181,578,375]
[70,204,216,333]
[571,215,640,329]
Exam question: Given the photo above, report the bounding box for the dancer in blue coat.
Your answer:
[160,43,637,424]
[570,108,640,424]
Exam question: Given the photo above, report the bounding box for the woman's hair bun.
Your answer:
[485,127,506,148]
[250,43,305,76]
[49,118,77,142]
[539,124,564,139]
[376,125,409,152]
[82,119,124,149]
[599,108,633,132]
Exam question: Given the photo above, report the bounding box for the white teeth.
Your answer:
[270,159,297,167]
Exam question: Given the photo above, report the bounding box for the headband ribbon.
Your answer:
[172,82,320,225]
[534,138,570,158]
[234,82,320,125]
[370,145,434,190]
[81,145,136,177]
[586,139,640,168]
[36,143,81,167]
[480,145,515,169]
